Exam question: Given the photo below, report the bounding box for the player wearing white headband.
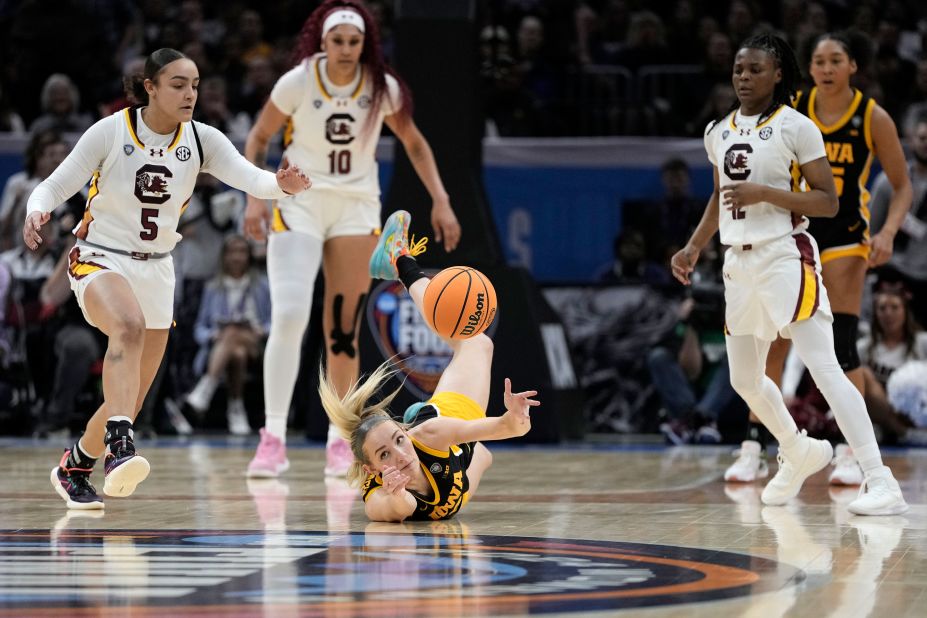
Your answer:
[243,0,461,480]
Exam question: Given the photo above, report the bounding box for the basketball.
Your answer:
[423,267,497,339]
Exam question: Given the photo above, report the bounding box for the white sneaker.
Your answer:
[227,399,251,436]
[847,466,909,516]
[185,375,217,413]
[829,443,863,486]
[724,440,769,482]
[761,431,833,506]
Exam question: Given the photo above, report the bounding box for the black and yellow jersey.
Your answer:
[362,438,474,521]
[794,87,876,259]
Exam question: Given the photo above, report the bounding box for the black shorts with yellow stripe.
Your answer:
[807,215,870,264]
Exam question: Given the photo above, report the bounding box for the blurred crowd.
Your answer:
[1,0,926,441]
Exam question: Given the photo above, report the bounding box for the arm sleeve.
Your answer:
[269,65,307,116]
[198,123,288,199]
[26,117,112,215]
[867,171,893,233]
[784,113,827,165]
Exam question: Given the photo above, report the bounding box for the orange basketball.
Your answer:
[423,267,497,339]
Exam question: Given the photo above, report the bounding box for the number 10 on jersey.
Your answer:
[328,150,351,175]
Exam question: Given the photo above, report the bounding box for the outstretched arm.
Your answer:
[384,114,460,252]
[411,379,540,450]
[363,466,417,522]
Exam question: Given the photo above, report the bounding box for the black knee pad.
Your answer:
[832,313,860,371]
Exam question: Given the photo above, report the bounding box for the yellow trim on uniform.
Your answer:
[426,392,486,422]
[314,56,365,101]
[350,71,366,99]
[863,97,875,152]
[314,58,332,101]
[124,108,144,149]
[69,261,105,278]
[808,87,863,134]
[858,150,874,232]
[271,206,289,232]
[167,124,184,151]
[77,171,101,239]
[180,197,191,217]
[821,244,870,263]
[756,105,785,129]
[792,90,804,108]
[282,118,294,149]
[411,436,450,459]
[795,263,818,321]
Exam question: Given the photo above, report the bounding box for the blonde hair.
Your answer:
[318,360,404,486]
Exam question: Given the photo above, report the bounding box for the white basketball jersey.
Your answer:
[76,107,202,253]
[270,55,401,198]
[705,105,826,246]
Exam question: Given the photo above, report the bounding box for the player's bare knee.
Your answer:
[112,313,146,346]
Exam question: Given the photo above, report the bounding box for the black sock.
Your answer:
[748,421,770,453]
[396,255,427,290]
[104,419,134,446]
[65,440,97,470]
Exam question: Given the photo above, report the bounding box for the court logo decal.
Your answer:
[0,529,804,615]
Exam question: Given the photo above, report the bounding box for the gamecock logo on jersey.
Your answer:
[134,164,173,205]
[724,144,753,181]
[325,113,356,145]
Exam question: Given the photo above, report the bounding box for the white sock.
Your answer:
[263,232,322,445]
[327,423,344,445]
[788,315,884,474]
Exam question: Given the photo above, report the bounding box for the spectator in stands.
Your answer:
[28,74,94,135]
[857,280,927,445]
[615,10,671,72]
[185,235,271,435]
[726,0,759,44]
[0,82,25,134]
[623,158,705,267]
[900,59,927,137]
[237,56,279,120]
[98,56,146,118]
[686,82,737,137]
[194,76,252,142]
[0,131,71,252]
[871,115,927,325]
[239,10,273,65]
[665,0,701,63]
[576,0,631,66]
[649,284,742,445]
[599,227,670,287]
[873,21,916,120]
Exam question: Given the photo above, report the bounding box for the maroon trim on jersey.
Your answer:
[791,233,820,322]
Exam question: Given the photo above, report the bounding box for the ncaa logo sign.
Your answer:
[367,279,452,398]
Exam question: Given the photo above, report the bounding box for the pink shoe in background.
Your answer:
[325,436,353,477]
[247,429,289,478]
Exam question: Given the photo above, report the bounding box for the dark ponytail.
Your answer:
[708,33,801,133]
[123,48,189,105]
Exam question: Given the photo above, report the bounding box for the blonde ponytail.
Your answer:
[318,360,405,486]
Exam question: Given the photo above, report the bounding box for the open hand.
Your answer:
[276,164,311,195]
[23,211,50,250]
[502,378,540,435]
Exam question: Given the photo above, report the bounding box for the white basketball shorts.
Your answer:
[722,231,833,341]
[270,188,381,241]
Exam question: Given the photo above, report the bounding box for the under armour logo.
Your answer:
[150,148,164,157]
[738,128,751,136]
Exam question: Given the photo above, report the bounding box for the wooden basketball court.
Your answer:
[1,438,923,616]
